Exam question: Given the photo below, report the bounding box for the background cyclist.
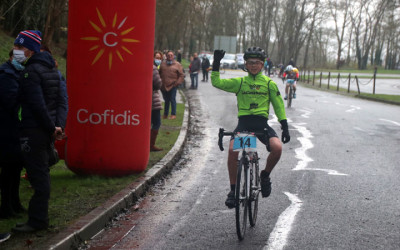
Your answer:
[283,65,299,100]
[211,47,291,209]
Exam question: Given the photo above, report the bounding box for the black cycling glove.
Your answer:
[280,119,290,143]
[212,50,225,71]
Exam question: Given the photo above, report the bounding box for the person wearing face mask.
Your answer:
[0,50,26,220]
[211,47,290,208]
[150,51,163,151]
[10,30,67,233]
[159,50,184,120]
[154,51,163,69]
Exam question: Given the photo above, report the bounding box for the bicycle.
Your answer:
[286,79,295,108]
[218,128,263,240]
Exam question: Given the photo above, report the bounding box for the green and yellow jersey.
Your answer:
[211,71,287,121]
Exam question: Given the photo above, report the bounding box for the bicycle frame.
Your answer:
[218,128,264,240]
[286,79,295,108]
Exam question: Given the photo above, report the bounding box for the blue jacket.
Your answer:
[18,51,68,134]
[0,61,22,156]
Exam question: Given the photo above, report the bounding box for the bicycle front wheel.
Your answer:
[248,153,260,227]
[235,157,248,240]
[287,86,293,108]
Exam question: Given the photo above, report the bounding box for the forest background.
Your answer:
[0,0,399,72]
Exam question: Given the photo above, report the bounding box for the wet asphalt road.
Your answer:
[87,70,400,249]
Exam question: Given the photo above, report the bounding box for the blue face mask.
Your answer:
[11,58,25,71]
[154,59,161,66]
[166,60,173,65]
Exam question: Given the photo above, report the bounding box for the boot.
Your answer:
[150,129,163,152]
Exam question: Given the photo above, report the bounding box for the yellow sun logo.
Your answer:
[81,8,140,70]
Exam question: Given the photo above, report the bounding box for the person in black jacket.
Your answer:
[11,30,67,233]
[189,52,201,89]
[201,55,210,82]
[0,51,25,219]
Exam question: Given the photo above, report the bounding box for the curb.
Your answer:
[355,95,400,106]
[47,91,190,250]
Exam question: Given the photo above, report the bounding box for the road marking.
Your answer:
[354,126,375,136]
[299,108,312,118]
[380,118,400,127]
[292,123,348,176]
[334,102,361,113]
[292,124,314,170]
[264,192,302,250]
[345,105,361,113]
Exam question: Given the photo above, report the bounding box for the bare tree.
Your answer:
[351,0,389,69]
[328,0,351,69]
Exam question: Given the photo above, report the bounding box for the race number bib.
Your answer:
[233,133,257,152]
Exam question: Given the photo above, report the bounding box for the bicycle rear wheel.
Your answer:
[287,86,293,108]
[248,153,260,227]
[235,157,248,240]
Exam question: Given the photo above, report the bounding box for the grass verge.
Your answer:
[0,101,185,249]
[300,81,400,104]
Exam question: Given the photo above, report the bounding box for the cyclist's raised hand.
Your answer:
[213,50,225,63]
[213,50,225,72]
[280,120,290,143]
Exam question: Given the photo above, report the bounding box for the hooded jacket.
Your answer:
[18,51,67,135]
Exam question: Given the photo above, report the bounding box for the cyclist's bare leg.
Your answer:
[285,84,289,95]
[264,137,282,173]
[293,83,297,93]
[228,140,239,185]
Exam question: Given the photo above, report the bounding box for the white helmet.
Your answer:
[285,65,293,72]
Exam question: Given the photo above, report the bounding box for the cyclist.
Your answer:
[283,65,299,100]
[211,47,290,208]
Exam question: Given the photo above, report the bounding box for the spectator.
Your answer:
[267,58,273,76]
[189,53,201,89]
[0,50,25,219]
[11,30,66,233]
[201,55,210,82]
[176,49,182,63]
[40,45,68,125]
[154,51,163,69]
[287,58,295,67]
[278,63,285,78]
[159,51,184,120]
[151,51,163,151]
[264,60,269,75]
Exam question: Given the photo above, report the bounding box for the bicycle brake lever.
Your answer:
[218,128,224,151]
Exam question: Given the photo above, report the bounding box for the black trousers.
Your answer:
[202,69,209,81]
[20,128,52,229]
[0,152,24,215]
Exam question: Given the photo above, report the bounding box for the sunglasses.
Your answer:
[246,61,263,66]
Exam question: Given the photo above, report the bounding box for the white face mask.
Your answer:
[13,49,27,63]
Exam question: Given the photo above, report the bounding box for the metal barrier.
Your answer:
[299,70,377,95]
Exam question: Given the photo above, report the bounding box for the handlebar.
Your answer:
[218,128,267,151]
[218,128,233,151]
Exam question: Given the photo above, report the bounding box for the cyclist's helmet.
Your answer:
[244,47,266,62]
[285,65,293,72]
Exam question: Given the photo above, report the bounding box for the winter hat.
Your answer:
[14,30,42,53]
